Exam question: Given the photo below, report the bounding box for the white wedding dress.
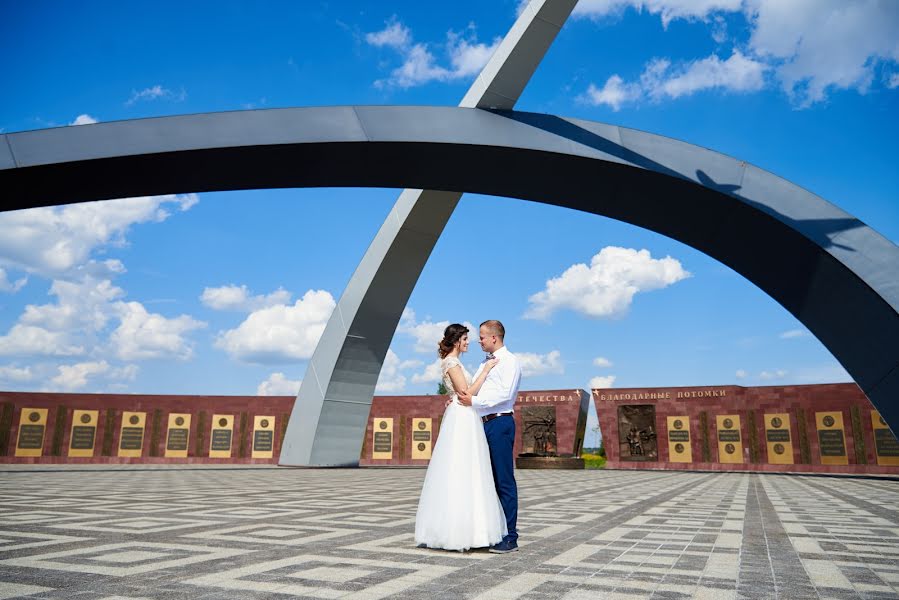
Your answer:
[414,356,507,551]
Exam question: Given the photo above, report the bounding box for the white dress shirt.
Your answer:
[471,345,521,418]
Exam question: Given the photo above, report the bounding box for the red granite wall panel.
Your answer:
[359,389,589,466]
[0,392,295,464]
[360,395,448,467]
[5,383,893,473]
[594,383,899,475]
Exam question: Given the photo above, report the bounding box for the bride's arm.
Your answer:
[446,366,470,395]
[467,359,498,395]
[446,359,498,395]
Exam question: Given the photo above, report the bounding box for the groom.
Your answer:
[457,319,522,553]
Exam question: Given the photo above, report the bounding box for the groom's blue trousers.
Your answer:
[484,415,518,543]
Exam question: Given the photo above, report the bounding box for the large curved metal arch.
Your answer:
[2,106,897,464]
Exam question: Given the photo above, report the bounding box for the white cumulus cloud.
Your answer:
[214,289,335,363]
[110,302,206,361]
[517,350,564,377]
[109,364,139,381]
[780,329,810,339]
[579,0,899,108]
[746,0,899,106]
[46,360,138,391]
[650,51,767,99]
[412,358,445,384]
[70,114,98,125]
[0,275,123,359]
[50,360,111,390]
[367,19,500,89]
[582,75,641,111]
[0,194,199,278]
[0,325,85,358]
[405,319,450,354]
[365,19,411,49]
[257,372,302,396]
[0,193,203,371]
[736,369,747,379]
[22,276,124,334]
[525,246,690,320]
[376,349,414,393]
[759,369,787,380]
[0,268,27,293]
[589,375,617,388]
[583,51,766,109]
[574,0,742,27]
[447,29,501,77]
[200,284,291,312]
[125,85,186,106]
[593,356,613,368]
[711,14,728,43]
[378,44,451,89]
[0,270,207,368]
[399,309,474,355]
[0,365,34,383]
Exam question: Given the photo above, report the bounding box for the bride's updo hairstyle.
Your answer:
[437,323,469,358]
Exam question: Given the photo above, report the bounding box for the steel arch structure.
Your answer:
[2,105,898,464]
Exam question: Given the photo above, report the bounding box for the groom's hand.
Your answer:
[457,391,472,406]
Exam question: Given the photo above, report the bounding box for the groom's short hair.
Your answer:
[480,319,505,340]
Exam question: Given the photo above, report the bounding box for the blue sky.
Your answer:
[1,1,897,443]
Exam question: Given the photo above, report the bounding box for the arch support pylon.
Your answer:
[278,0,578,465]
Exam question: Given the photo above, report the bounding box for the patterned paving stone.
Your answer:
[0,467,897,599]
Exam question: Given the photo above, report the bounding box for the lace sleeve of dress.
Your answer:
[442,356,461,374]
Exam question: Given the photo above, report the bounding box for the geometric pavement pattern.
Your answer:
[0,467,897,599]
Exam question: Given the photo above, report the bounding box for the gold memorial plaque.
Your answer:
[666,416,692,463]
[118,411,146,457]
[209,414,234,458]
[252,415,275,459]
[765,413,793,464]
[165,413,191,458]
[15,408,48,457]
[68,409,98,457]
[716,414,743,464]
[411,418,432,460]
[872,411,899,466]
[372,418,394,460]
[815,411,848,465]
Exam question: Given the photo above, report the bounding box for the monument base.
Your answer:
[516,455,585,469]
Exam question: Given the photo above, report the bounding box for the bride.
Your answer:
[414,323,507,551]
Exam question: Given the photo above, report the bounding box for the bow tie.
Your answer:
[485,353,495,361]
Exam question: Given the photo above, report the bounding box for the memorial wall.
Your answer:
[359,389,590,466]
[0,392,295,464]
[594,383,899,474]
[4,384,894,473]
[0,388,590,467]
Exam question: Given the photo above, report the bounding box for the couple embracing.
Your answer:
[415,320,522,553]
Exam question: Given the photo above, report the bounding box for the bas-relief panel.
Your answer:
[520,406,557,456]
[617,405,657,461]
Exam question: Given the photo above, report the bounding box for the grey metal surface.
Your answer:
[2,105,897,458]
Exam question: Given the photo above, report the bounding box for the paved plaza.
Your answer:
[0,467,898,599]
